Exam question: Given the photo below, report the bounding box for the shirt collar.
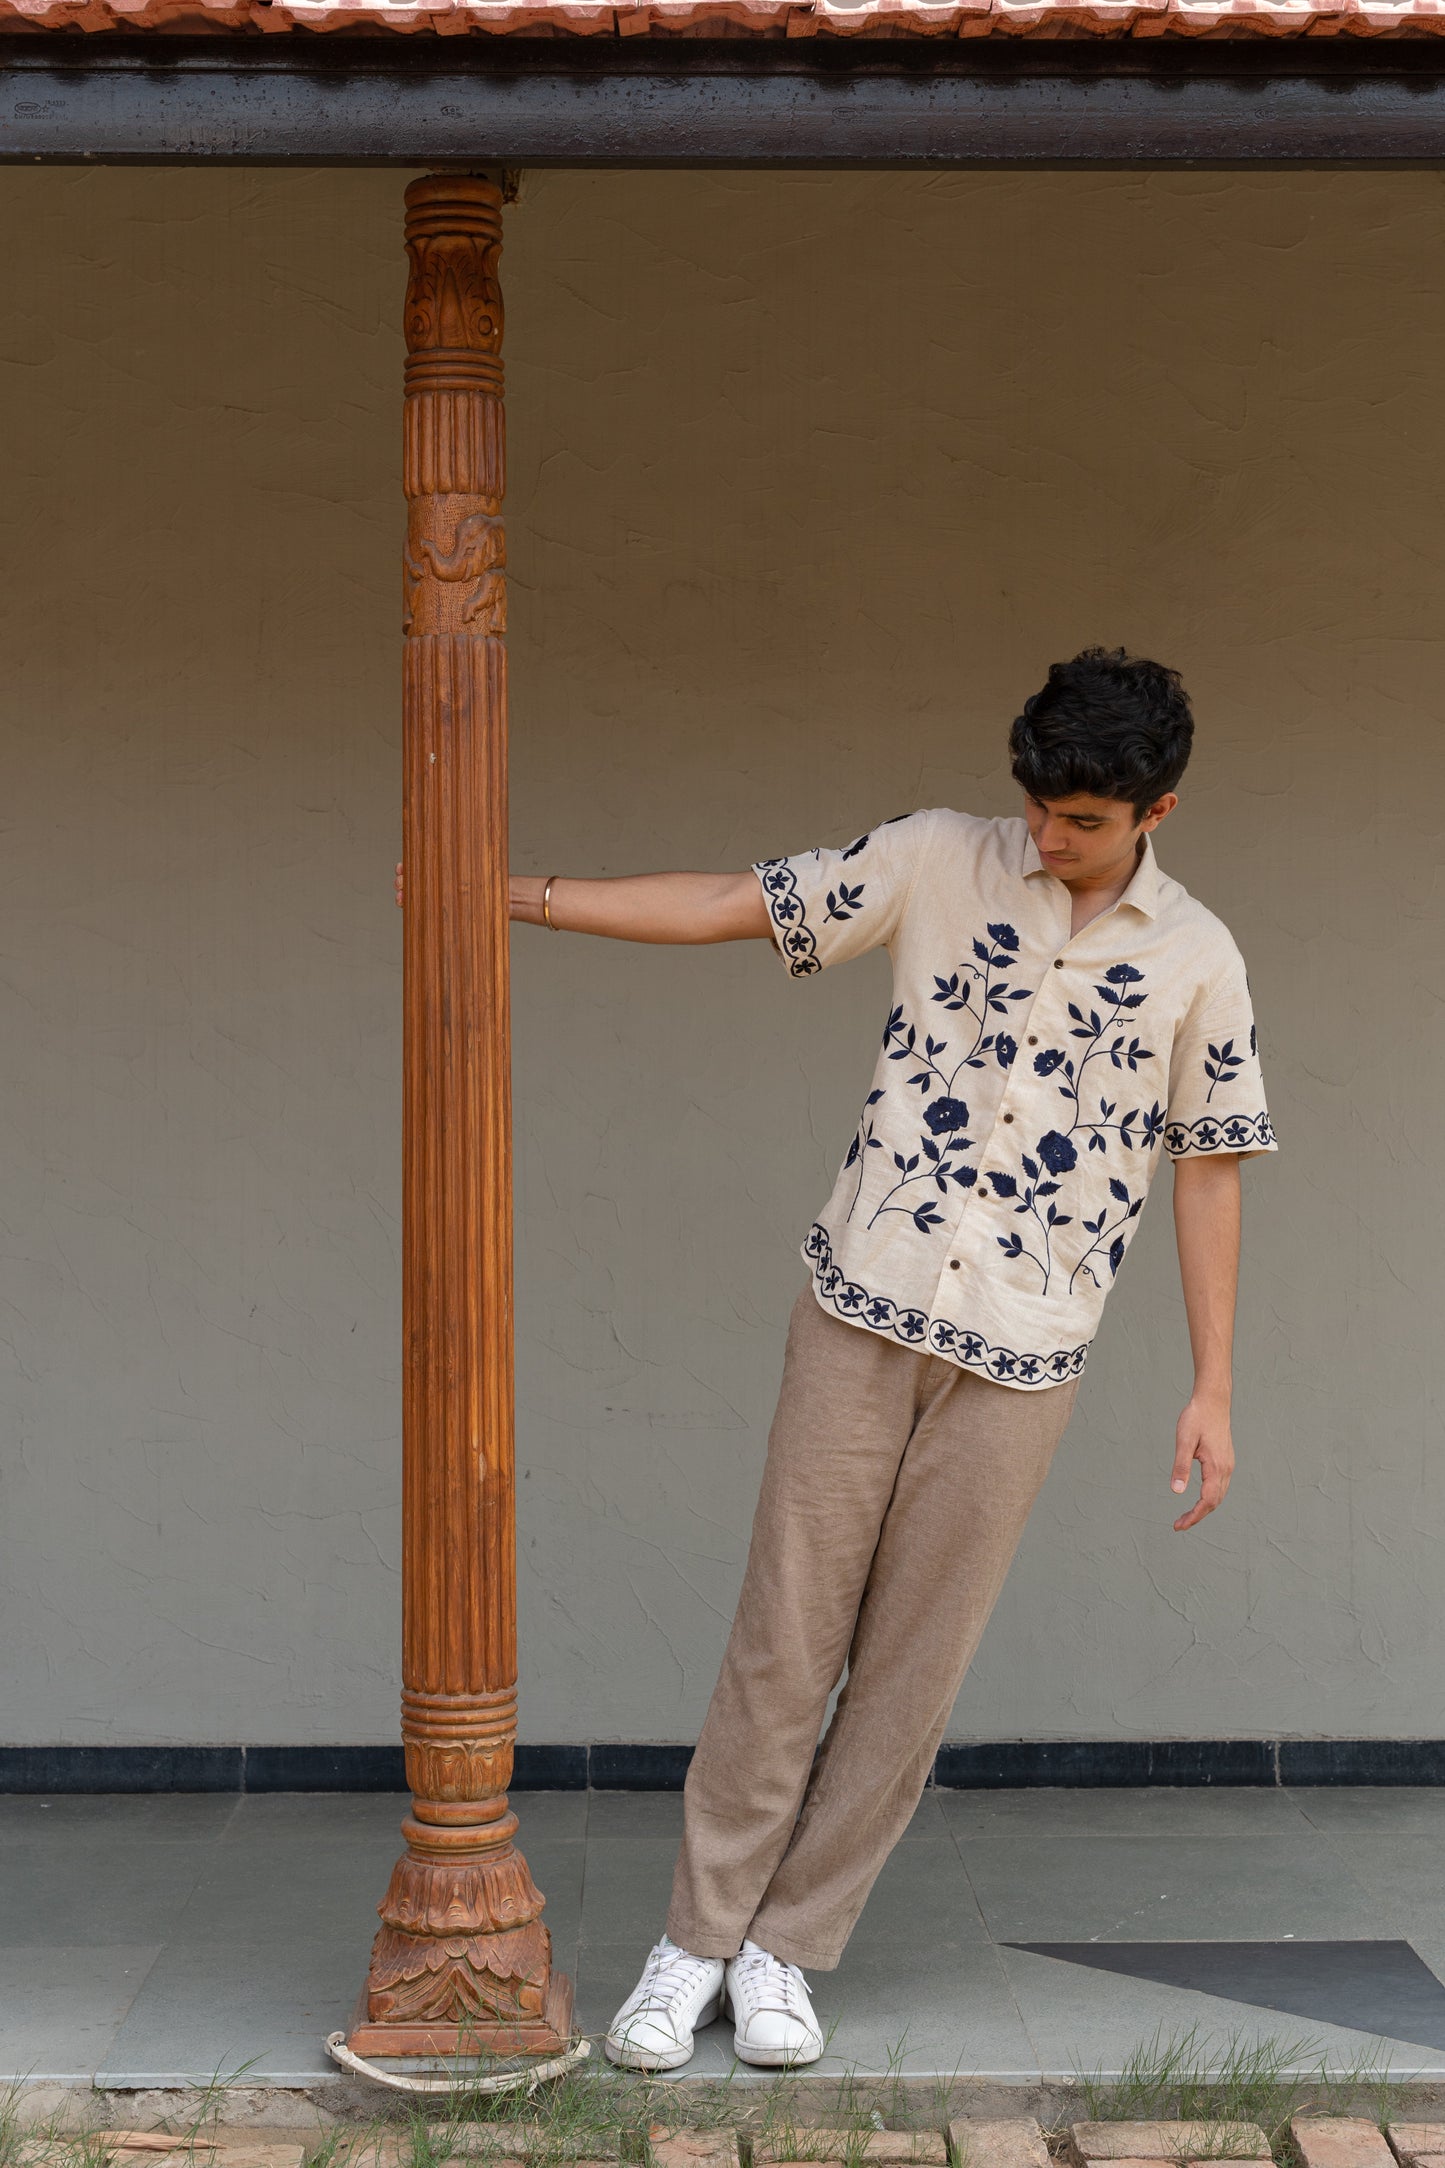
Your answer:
[1020,824,1161,921]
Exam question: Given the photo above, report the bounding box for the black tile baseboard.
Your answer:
[3,1739,1442,1793]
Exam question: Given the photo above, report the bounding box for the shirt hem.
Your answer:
[803,1223,1089,1392]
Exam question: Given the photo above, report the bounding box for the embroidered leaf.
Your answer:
[1129,1197,1144,1217]
[866,1088,885,1106]
[988,1172,1019,1199]
[1109,1235,1126,1275]
[1022,1154,1040,1181]
[1109,1177,1130,1204]
[922,1139,940,1164]
[973,938,991,963]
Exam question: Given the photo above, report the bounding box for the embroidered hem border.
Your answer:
[755,856,821,977]
[1164,1110,1275,1156]
[804,1223,1089,1386]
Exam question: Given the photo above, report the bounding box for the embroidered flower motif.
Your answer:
[924,1096,971,1135]
[1036,1130,1078,1176]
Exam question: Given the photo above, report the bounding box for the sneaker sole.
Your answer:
[729,2038,825,2068]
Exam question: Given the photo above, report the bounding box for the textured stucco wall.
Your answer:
[2,167,1442,1750]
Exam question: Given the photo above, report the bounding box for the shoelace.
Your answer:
[730,1947,811,2018]
[628,1942,716,2017]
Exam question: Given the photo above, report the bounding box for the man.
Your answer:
[394,645,1277,2073]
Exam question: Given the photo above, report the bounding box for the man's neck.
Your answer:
[1063,835,1145,931]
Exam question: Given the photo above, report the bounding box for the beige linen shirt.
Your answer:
[753,808,1277,1391]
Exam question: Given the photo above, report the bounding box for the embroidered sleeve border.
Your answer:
[1163,1111,1275,1158]
[754,857,821,978]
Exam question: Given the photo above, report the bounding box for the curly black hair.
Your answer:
[1009,646,1194,822]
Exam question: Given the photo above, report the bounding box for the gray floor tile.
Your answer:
[0,1841,217,1948]
[226,1793,411,1841]
[998,1941,1445,2080]
[0,1943,162,2080]
[1308,1833,1445,1933]
[958,1832,1384,1943]
[166,1833,407,1946]
[96,1934,369,2087]
[511,1792,590,1844]
[0,1795,240,1844]
[587,1792,685,1842]
[814,1938,1036,2077]
[1291,1790,1445,1836]
[902,1793,949,1840]
[939,1787,1314,1839]
[579,1838,679,1945]
[846,1837,989,1949]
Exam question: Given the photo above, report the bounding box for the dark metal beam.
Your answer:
[6,36,1445,166]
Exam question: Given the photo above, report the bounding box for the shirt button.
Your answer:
[1002,1113,1014,1124]
[1053,958,1064,970]
[949,1259,960,1270]
[1027,1035,1038,1046]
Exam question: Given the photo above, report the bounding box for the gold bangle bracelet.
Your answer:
[542,873,561,931]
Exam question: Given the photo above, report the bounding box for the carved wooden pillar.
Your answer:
[349,171,573,2061]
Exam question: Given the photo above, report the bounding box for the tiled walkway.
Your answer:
[7,1786,1445,2089]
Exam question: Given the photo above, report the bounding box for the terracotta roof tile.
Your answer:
[6,0,1445,35]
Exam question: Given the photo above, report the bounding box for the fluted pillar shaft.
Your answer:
[350,171,572,2062]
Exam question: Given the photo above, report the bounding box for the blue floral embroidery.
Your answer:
[1070,1173,1145,1292]
[1165,1111,1274,1156]
[806,1224,1087,1384]
[992,961,1163,1292]
[854,925,1033,1232]
[1204,1038,1245,1103]
[756,858,820,977]
[825,881,866,924]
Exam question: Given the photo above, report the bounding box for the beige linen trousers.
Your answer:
[665,1285,1080,1971]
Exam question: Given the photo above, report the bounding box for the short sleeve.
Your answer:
[1164,944,1278,1163]
[752,809,934,979]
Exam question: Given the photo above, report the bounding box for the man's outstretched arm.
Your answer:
[1169,1152,1241,1532]
[395,861,771,945]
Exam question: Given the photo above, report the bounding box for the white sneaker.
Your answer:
[604,1935,725,2071]
[723,1937,825,2067]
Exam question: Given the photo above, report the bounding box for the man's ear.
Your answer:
[1139,792,1179,833]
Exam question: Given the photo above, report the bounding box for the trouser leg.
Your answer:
[746,1358,1079,1970]
[664,1288,924,1961]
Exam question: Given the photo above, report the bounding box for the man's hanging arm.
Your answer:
[394,862,770,945]
[1168,1152,1242,1533]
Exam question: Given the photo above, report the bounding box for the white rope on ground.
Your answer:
[325,2030,591,2095]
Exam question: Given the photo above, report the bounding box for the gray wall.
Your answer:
[1,168,1441,1751]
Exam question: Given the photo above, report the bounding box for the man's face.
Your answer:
[1023,788,1176,883]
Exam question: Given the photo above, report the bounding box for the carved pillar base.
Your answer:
[349,1810,574,2056]
[351,1692,573,2059]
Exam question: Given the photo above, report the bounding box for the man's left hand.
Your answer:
[1170,1397,1234,1532]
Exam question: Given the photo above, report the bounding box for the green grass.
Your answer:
[1070,2024,1406,2150]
